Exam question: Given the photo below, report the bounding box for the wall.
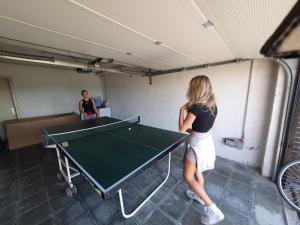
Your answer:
[105,59,279,168]
[0,62,104,119]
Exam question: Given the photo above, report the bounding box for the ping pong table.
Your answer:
[42,116,187,218]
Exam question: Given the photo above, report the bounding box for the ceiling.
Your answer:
[0,0,297,70]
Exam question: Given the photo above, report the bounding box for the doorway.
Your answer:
[0,78,17,143]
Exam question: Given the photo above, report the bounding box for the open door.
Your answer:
[0,78,17,145]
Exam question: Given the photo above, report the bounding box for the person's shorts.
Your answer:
[83,114,97,120]
[185,132,216,173]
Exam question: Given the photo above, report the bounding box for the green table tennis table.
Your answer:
[42,116,187,218]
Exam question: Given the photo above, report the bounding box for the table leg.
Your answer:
[55,148,80,197]
[118,152,171,218]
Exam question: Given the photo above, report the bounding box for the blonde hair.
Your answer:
[186,75,216,115]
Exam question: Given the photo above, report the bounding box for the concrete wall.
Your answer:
[0,62,104,119]
[104,59,279,168]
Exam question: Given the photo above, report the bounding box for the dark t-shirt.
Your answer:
[188,104,217,132]
[82,98,96,114]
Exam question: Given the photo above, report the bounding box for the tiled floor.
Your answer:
[0,144,298,225]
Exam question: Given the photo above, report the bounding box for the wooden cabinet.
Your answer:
[5,113,80,150]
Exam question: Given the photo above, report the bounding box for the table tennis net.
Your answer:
[42,116,140,147]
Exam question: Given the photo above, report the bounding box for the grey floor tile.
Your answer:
[213,158,234,177]
[20,166,41,177]
[232,162,258,176]
[204,181,224,201]
[21,180,46,199]
[173,145,186,158]
[170,164,183,180]
[253,203,285,225]
[149,186,170,205]
[18,191,48,215]
[0,175,16,190]
[19,172,43,188]
[143,166,161,181]
[119,186,146,213]
[110,215,138,225]
[171,154,181,165]
[0,167,18,180]
[56,201,86,225]
[83,189,104,209]
[70,212,97,225]
[190,200,206,213]
[50,194,77,213]
[231,171,254,186]
[0,187,17,209]
[220,204,251,225]
[153,157,169,173]
[158,193,189,221]
[121,194,149,215]
[130,174,152,193]
[223,190,252,217]
[0,218,14,225]
[38,216,60,225]
[132,200,156,224]
[206,172,228,187]
[226,179,253,201]
[17,202,51,225]
[181,205,202,225]
[92,198,119,225]
[163,175,180,191]
[0,204,14,224]
[253,190,285,225]
[77,180,93,197]
[46,183,65,200]
[172,181,191,202]
[205,172,228,200]
[144,209,177,225]
[0,182,17,200]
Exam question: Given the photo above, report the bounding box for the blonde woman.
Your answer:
[179,75,224,224]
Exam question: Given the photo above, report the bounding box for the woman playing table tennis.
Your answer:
[80,89,99,120]
[179,75,224,224]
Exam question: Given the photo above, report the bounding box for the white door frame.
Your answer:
[0,75,20,119]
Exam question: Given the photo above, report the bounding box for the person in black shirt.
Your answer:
[178,75,224,224]
[79,90,99,120]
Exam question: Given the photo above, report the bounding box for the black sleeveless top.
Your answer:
[188,104,217,132]
[82,98,96,114]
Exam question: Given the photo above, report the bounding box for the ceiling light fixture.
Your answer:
[202,20,214,28]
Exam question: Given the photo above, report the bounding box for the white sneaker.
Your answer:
[201,204,225,225]
[186,190,205,205]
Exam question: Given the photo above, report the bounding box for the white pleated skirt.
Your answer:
[185,131,216,173]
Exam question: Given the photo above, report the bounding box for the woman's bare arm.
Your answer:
[179,112,196,133]
[79,100,84,113]
[92,99,100,117]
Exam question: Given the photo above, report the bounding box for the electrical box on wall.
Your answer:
[222,137,244,150]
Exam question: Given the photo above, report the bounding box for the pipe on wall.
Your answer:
[0,53,145,76]
[147,58,250,76]
[270,58,294,180]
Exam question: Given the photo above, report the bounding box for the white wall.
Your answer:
[0,62,104,118]
[105,59,280,168]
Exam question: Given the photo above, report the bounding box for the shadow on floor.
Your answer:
[0,144,295,225]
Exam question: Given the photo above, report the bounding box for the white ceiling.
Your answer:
[0,0,297,70]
